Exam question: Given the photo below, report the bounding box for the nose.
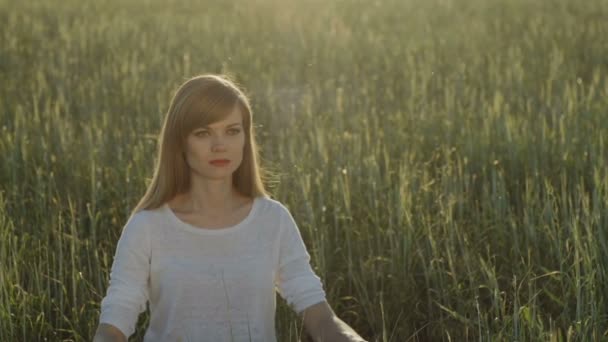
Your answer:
[211,137,227,152]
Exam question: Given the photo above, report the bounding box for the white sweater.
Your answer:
[99,196,327,341]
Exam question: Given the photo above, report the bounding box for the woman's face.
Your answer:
[184,105,246,181]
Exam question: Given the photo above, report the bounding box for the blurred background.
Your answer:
[1,0,607,340]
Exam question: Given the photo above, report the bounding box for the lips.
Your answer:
[209,159,230,166]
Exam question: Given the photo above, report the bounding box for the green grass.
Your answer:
[1,0,607,340]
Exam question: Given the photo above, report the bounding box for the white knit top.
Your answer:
[98,196,327,341]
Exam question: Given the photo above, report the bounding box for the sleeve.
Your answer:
[274,204,327,314]
[98,212,151,339]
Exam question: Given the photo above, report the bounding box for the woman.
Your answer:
[93,74,366,342]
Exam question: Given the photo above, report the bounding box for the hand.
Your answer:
[319,316,368,342]
[328,329,368,342]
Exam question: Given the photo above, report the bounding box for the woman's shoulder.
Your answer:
[256,195,291,214]
[125,205,166,229]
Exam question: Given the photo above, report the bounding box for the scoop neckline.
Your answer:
[163,196,261,235]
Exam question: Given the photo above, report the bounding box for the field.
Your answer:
[1,0,607,340]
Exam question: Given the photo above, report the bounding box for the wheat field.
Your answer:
[1,0,607,340]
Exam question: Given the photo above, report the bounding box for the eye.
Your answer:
[195,130,210,137]
[228,128,241,135]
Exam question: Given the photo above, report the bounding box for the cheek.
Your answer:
[185,142,209,160]
[232,135,246,151]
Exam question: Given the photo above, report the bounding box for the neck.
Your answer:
[183,176,240,213]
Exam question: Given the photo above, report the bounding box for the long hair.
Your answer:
[130,74,269,217]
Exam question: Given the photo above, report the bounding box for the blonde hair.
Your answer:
[130,74,270,216]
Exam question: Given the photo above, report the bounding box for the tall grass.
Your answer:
[1,0,607,340]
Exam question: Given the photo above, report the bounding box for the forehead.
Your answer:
[204,105,243,128]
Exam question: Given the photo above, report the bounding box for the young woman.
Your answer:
[93,74,366,342]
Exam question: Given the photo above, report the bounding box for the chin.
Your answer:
[201,171,232,179]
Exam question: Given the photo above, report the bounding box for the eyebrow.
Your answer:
[199,123,242,130]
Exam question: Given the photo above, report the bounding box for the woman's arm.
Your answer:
[301,301,367,342]
[92,323,127,342]
[273,204,366,341]
[97,213,152,340]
